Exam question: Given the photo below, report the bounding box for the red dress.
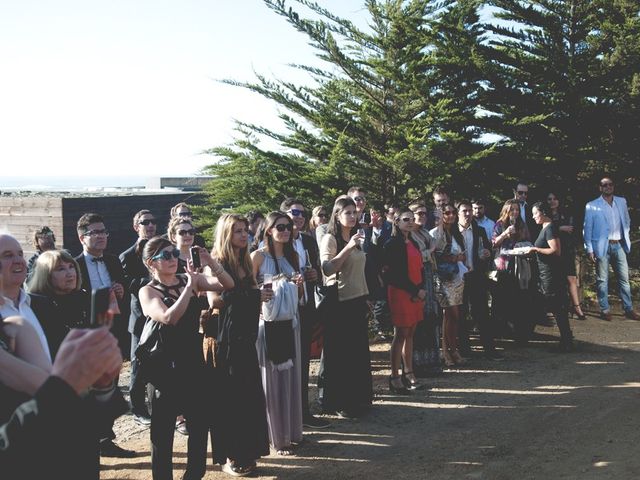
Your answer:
[388,240,425,327]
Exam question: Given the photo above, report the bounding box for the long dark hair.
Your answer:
[326,196,359,252]
[263,211,299,271]
[441,203,465,249]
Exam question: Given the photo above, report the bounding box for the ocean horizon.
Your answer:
[1,175,153,191]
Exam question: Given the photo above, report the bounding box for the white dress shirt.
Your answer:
[84,252,112,289]
[605,199,622,241]
[0,289,52,360]
[459,223,474,271]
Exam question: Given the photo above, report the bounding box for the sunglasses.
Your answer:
[288,209,305,217]
[443,211,456,216]
[178,211,192,217]
[317,213,327,218]
[139,219,157,226]
[152,248,181,261]
[177,229,196,236]
[400,217,414,223]
[83,229,109,237]
[600,182,613,187]
[353,196,366,202]
[414,211,427,217]
[274,223,293,232]
[517,191,528,195]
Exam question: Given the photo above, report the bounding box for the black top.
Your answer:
[147,275,204,368]
[383,235,425,297]
[534,223,561,293]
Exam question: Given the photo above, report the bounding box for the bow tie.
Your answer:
[91,256,105,263]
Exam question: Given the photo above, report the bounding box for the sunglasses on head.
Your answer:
[178,211,192,217]
[139,219,157,226]
[152,248,180,261]
[288,209,305,217]
[177,229,196,236]
[274,223,293,232]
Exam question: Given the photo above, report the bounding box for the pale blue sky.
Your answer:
[0,0,370,178]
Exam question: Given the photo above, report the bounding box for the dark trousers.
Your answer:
[461,271,495,353]
[150,370,208,480]
[541,284,572,342]
[129,333,148,415]
[300,303,317,417]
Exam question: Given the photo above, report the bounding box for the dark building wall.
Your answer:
[61,193,205,256]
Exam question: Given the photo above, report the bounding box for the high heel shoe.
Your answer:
[401,371,424,390]
[452,350,466,365]
[388,376,410,395]
[443,351,455,367]
[572,304,586,320]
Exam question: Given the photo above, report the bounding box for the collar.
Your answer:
[84,251,105,262]
[459,223,472,232]
[1,289,29,310]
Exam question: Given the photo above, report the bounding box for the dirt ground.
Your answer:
[102,306,640,480]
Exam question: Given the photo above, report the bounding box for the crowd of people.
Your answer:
[0,176,637,479]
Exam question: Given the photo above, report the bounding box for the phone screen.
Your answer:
[90,287,111,327]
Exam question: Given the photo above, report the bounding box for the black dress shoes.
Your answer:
[100,439,136,458]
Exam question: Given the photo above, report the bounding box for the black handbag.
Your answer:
[264,319,296,364]
[135,317,176,391]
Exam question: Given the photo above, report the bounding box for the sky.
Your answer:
[0,0,371,179]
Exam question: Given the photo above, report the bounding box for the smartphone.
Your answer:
[90,287,111,328]
[190,246,201,270]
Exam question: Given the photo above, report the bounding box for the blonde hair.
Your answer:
[167,217,194,244]
[309,205,327,231]
[212,214,255,286]
[28,250,82,295]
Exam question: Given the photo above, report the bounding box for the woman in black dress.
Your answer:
[139,236,234,480]
[207,213,270,476]
[529,203,574,352]
[547,192,585,319]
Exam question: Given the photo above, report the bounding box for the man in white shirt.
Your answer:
[583,177,638,320]
[472,199,496,241]
[0,232,51,360]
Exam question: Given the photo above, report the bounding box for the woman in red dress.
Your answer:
[383,209,426,394]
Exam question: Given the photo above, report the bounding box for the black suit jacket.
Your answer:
[469,220,491,274]
[119,242,151,336]
[300,232,320,309]
[74,252,128,332]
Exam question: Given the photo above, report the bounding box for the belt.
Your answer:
[609,239,620,244]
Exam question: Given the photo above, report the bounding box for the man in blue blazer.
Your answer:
[583,177,638,321]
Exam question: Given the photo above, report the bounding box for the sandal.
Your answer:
[175,419,188,436]
[276,447,294,456]
[572,304,586,320]
[222,461,252,477]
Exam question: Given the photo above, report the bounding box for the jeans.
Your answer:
[596,242,634,313]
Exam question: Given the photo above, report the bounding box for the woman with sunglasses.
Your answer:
[529,202,574,351]
[251,212,303,456]
[204,214,269,476]
[319,196,372,418]
[546,192,585,320]
[139,236,234,480]
[409,201,441,376]
[168,217,197,273]
[430,203,467,367]
[309,206,328,242]
[383,209,425,393]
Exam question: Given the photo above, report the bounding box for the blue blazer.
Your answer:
[583,195,631,258]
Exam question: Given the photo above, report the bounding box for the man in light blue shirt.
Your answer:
[472,199,496,241]
[583,177,638,321]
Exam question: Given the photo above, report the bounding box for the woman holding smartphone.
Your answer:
[139,236,233,480]
[251,212,303,456]
[319,196,373,418]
